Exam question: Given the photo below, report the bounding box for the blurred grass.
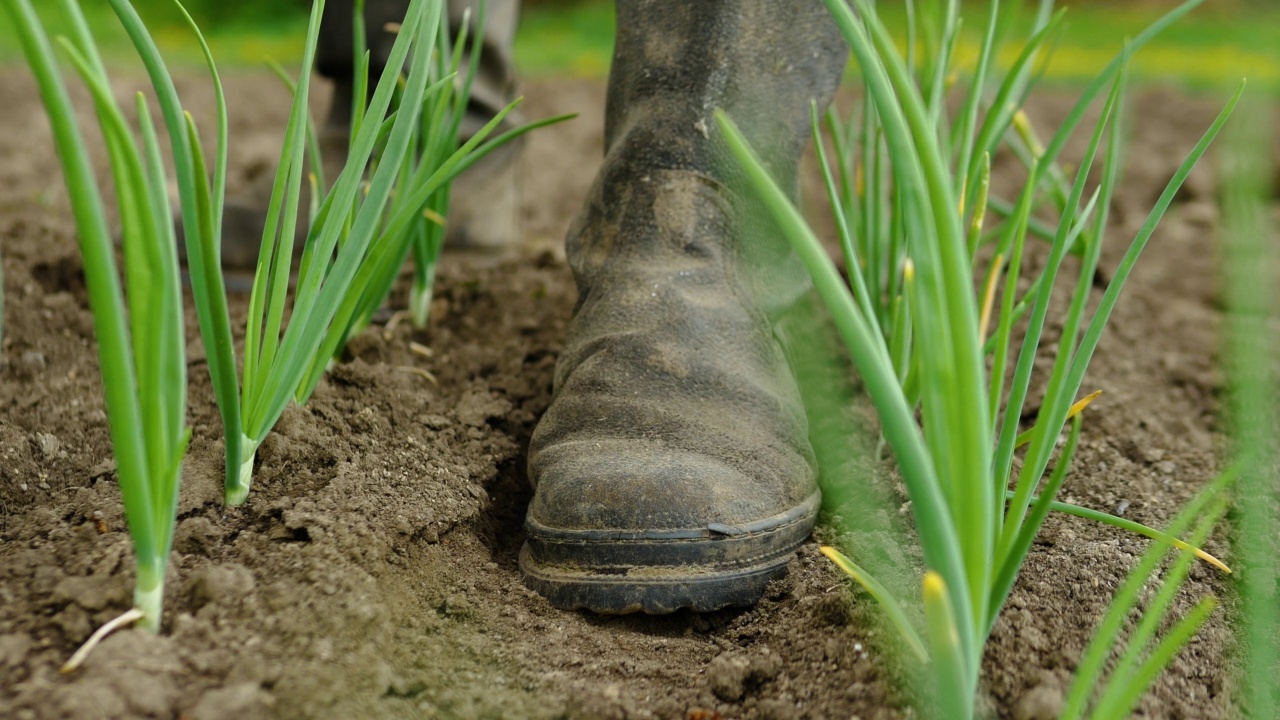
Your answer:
[514,1,614,77]
[514,2,1277,89]
[0,1,1273,89]
[0,2,310,69]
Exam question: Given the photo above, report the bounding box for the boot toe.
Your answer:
[522,397,819,614]
[521,447,818,614]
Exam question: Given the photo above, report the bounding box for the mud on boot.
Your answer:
[520,0,847,614]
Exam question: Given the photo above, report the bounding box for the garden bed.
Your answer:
[0,71,1252,719]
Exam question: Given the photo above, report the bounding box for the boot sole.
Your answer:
[519,491,820,614]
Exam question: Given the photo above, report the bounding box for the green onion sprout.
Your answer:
[199,0,571,504]
[717,0,1242,715]
[3,0,210,642]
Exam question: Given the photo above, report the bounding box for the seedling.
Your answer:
[339,3,573,332]
[1222,86,1279,720]
[201,0,570,503]
[297,1,574,393]
[16,0,568,511]
[717,0,1241,715]
[1061,469,1235,719]
[6,1,563,655]
[3,0,211,641]
[218,0,447,503]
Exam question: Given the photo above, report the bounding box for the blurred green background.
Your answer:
[0,0,1275,88]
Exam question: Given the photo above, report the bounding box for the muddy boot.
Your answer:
[206,0,525,283]
[519,1,847,614]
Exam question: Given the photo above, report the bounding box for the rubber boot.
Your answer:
[519,0,848,614]
[205,0,525,283]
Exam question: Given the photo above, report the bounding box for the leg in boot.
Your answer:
[520,0,848,614]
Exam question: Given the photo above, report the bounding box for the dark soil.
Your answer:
[0,68,1262,719]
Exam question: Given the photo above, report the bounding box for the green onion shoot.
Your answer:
[717,0,1242,715]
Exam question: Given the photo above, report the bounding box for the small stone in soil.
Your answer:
[34,432,60,459]
[173,517,222,556]
[54,679,128,719]
[18,350,46,374]
[184,564,256,610]
[708,654,752,702]
[441,594,473,617]
[567,682,625,720]
[190,682,274,720]
[388,677,429,697]
[417,414,453,430]
[1014,682,1064,720]
[113,667,179,716]
[707,651,780,704]
[53,574,128,612]
[0,633,32,669]
[758,697,802,720]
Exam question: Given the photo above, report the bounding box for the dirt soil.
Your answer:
[0,68,1263,720]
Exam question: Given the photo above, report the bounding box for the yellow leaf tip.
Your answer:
[819,545,840,561]
[1067,390,1104,419]
[1195,549,1232,574]
[922,570,946,598]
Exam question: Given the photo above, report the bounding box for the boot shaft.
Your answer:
[606,0,848,188]
[574,1,848,310]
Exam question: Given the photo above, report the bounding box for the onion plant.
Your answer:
[2,0,220,637]
[6,4,564,659]
[1222,87,1279,720]
[203,0,568,504]
[219,0,446,503]
[14,0,567,511]
[335,2,572,332]
[296,1,574,384]
[717,0,1241,716]
[1060,468,1235,719]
